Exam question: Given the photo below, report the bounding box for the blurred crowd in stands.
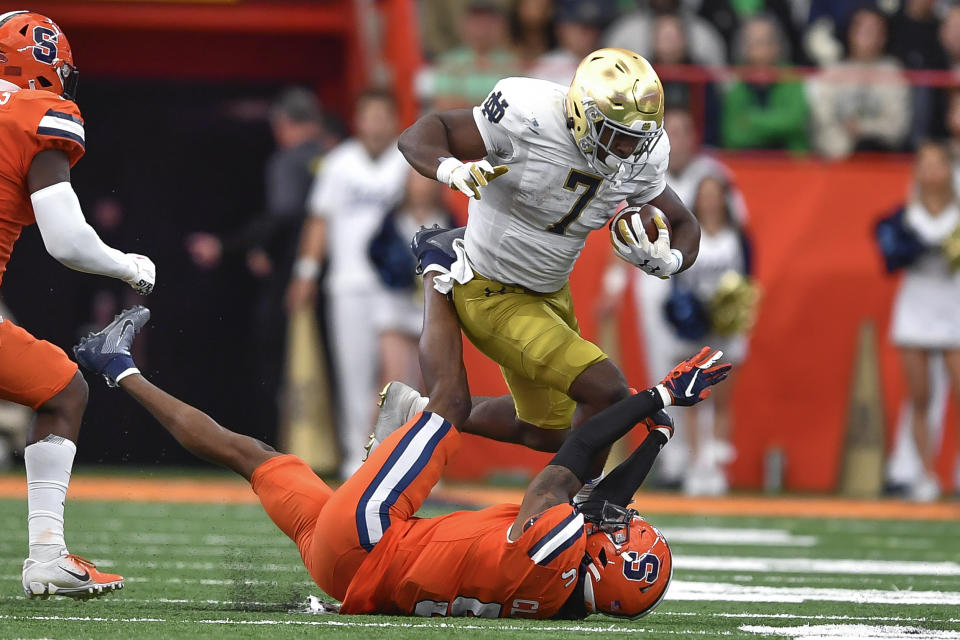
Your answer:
[417,0,960,157]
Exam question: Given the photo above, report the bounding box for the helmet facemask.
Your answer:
[576,99,663,184]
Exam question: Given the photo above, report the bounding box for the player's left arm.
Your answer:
[642,185,701,274]
[27,150,155,294]
[510,348,731,540]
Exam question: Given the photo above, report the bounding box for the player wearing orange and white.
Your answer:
[75,281,730,619]
[0,10,155,598]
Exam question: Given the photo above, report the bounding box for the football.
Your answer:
[610,203,671,246]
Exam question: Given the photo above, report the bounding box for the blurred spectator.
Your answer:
[604,0,728,67]
[510,0,555,66]
[369,170,456,391]
[942,5,960,71]
[878,141,960,502]
[667,108,748,220]
[890,0,946,70]
[287,89,409,479]
[666,176,754,495]
[697,0,807,64]
[418,0,512,60]
[803,1,871,66]
[186,87,327,442]
[891,0,949,144]
[651,13,695,109]
[807,7,910,158]
[430,1,522,110]
[528,0,615,86]
[721,14,809,151]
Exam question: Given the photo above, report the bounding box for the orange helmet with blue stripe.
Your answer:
[581,504,673,619]
[0,11,78,100]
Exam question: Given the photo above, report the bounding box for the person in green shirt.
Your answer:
[720,13,809,151]
[430,1,522,111]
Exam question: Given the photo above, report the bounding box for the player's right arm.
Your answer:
[27,150,155,294]
[398,109,507,200]
[510,348,732,540]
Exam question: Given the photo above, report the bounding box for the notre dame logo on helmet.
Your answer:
[482,91,509,124]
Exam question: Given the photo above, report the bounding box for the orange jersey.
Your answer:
[340,502,587,618]
[0,82,85,287]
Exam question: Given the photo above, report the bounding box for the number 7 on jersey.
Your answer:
[546,169,602,235]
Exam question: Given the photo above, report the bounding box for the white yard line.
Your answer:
[664,613,960,624]
[675,556,960,576]
[0,614,731,634]
[4,594,959,625]
[741,624,960,639]
[30,555,960,577]
[670,581,960,605]
[0,574,313,586]
[661,527,817,546]
[0,615,165,623]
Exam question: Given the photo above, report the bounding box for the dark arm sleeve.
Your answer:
[580,430,669,511]
[549,388,665,483]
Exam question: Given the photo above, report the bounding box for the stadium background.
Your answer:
[0,0,954,494]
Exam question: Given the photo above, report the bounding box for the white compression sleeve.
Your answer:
[25,435,76,561]
[31,182,135,280]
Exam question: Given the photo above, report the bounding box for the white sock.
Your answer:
[24,435,75,562]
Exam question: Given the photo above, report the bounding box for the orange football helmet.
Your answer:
[582,503,673,619]
[0,11,78,100]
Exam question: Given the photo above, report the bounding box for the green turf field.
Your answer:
[1,496,959,639]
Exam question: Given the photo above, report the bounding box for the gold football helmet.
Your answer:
[566,48,664,182]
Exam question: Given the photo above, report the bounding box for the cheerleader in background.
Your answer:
[666,176,757,495]
[878,141,960,502]
[369,169,456,393]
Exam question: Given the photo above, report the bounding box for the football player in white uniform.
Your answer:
[394,49,700,474]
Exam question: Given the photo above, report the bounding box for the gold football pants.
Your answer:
[452,272,607,429]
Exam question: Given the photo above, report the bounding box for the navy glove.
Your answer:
[656,347,732,407]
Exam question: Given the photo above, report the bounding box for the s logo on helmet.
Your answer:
[31,25,58,65]
[621,551,660,583]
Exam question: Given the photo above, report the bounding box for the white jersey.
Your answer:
[308,139,409,294]
[467,77,670,293]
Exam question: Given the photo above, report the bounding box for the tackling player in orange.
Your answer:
[75,276,729,619]
[1,10,156,598]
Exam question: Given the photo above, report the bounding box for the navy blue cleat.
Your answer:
[410,225,466,274]
[73,305,150,387]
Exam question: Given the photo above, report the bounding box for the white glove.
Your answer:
[436,157,508,200]
[123,254,155,295]
[611,209,683,279]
